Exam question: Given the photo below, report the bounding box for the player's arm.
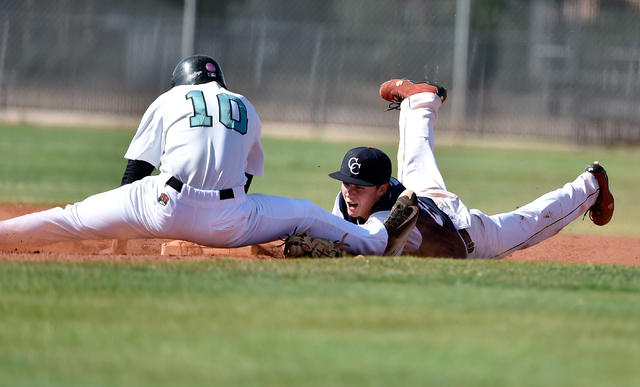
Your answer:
[121,159,155,185]
[244,173,253,193]
[243,98,264,195]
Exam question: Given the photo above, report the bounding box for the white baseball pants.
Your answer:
[0,173,388,255]
[397,92,601,259]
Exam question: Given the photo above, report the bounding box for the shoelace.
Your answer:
[385,102,401,111]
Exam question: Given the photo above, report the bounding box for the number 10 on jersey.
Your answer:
[186,90,248,135]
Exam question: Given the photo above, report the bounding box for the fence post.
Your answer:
[254,19,267,86]
[181,0,197,58]
[310,26,326,126]
[0,16,9,108]
[452,0,470,140]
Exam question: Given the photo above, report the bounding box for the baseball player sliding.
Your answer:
[0,55,419,257]
[328,79,614,259]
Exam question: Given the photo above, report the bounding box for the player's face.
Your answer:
[341,182,388,220]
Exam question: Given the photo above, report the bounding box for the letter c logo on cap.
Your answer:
[348,157,361,175]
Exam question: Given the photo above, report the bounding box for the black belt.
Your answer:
[458,228,475,254]
[166,176,235,200]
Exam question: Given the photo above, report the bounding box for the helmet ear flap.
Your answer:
[171,55,226,89]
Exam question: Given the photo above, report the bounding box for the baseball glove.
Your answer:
[282,231,350,258]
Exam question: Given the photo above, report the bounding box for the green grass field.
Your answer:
[2,259,640,387]
[1,123,640,386]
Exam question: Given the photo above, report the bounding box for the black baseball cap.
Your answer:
[329,147,392,186]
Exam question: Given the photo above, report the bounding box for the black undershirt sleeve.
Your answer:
[244,173,253,193]
[120,159,155,186]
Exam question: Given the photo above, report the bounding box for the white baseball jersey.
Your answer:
[125,82,264,190]
[0,82,389,255]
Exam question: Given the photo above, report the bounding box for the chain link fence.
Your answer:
[0,0,639,144]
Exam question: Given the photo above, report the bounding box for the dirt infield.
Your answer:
[1,203,638,265]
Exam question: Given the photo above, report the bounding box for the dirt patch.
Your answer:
[1,204,638,265]
[503,233,640,266]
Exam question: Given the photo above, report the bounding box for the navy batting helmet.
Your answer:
[170,55,226,88]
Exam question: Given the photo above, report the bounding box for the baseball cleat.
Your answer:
[379,79,448,104]
[585,161,614,226]
[382,190,419,256]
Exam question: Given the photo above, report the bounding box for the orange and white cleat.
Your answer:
[379,79,447,104]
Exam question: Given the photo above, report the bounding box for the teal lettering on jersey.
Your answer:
[186,90,213,127]
[217,94,248,135]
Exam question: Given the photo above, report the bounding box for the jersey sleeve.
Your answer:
[243,98,265,178]
[123,95,166,168]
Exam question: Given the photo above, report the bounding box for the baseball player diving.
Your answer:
[327,79,614,259]
[0,55,418,257]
